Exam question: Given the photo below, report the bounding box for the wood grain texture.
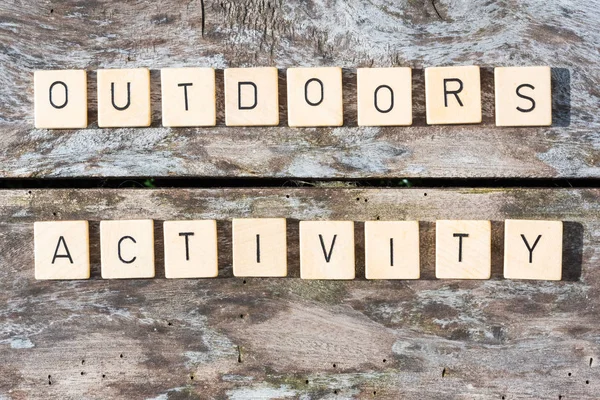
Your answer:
[0,0,599,178]
[0,187,598,399]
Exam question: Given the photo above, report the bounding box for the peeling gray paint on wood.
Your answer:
[0,187,598,399]
[0,1,598,178]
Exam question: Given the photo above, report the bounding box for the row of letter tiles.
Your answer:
[33,66,552,129]
[34,219,563,281]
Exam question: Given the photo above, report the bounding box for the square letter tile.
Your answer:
[287,67,343,127]
[161,68,216,127]
[357,68,412,126]
[364,221,420,279]
[34,221,90,280]
[100,220,155,279]
[436,220,491,279]
[225,67,279,126]
[34,70,87,129]
[300,221,354,279]
[232,218,287,277]
[425,66,481,124]
[164,220,218,278]
[504,219,562,280]
[495,66,552,126]
[97,68,151,127]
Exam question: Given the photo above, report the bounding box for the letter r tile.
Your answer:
[100,220,155,279]
[435,220,491,279]
[163,220,218,278]
[34,220,90,280]
[225,67,279,126]
[425,66,481,125]
[504,219,562,280]
[300,221,355,279]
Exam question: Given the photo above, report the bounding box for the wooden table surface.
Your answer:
[0,1,599,399]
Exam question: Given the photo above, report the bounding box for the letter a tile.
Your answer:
[504,219,562,280]
[495,66,552,126]
[34,221,90,280]
[364,221,420,279]
[300,221,355,279]
[161,68,216,127]
[97,68,151,127]
[164,220,218,278]
[232,218,287,277]
[34,70,87,129]
[425,66,481,125]
[100,220,155,279]
[287,67,343,127]
[225,67,279,126]
[436,220,491,279]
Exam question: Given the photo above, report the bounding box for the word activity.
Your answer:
[34,219,563,281]
[33,66,552,129]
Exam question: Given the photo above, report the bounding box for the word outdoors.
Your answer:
[34,66,552,129]
[34,219,563,281]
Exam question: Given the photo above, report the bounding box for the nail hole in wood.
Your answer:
[80,371,84,376]
[586,380,590,384]
[356,197,360,201]
[81,360,85,365]
[50,9,53,13]
[334,389,338,394]
[442,368,446,377]
[590,357,594,367]
[305,379,309,384]
[242,279,247,284]
[190,375,194,380]
[286,195,290,198]
[102,374,106,378]
[424,193,427,197]
[333,363,337,368]
[568,372,572,376]
[167,322,172,326]
[119,354,123,359]
[239,314,244,319]
[382,359,386,363]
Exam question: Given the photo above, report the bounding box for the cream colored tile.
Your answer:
[164,220,218,278]
[436,220,491,279]
[300,221,354,279]
[495,66,552,126]
[161,68,216,127]
[232,218,287,277]
[34,70,87,129]
[225,67,279,126]
[100,220,155,279]
[287,67,343,127]
[357,68,412,126]
[364,221,420,279]
[504,219,562,280]
[34,221,90,280]
[425,66,481,125]
[97,68,151,127]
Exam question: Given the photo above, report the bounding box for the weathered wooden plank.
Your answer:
[0,187,599,399]
[0,0,599,178]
